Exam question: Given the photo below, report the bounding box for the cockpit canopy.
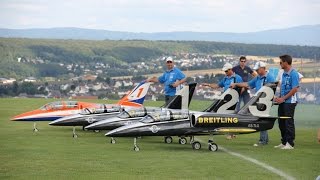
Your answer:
[80,104,121,115]
[104,104,122,113]
[40,101,78,110]
[117,107,147,118]
[141,110,189,123]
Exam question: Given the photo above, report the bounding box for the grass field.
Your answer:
[0,98,319,179]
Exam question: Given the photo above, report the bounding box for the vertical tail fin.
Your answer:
[117,81,151,108]
[203,88,239,114]
[237,82,278,116]
[165,83,197,109]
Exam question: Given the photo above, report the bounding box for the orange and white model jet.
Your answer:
[12,81,151,132]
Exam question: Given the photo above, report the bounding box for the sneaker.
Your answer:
[254,142,267,147]
[274,143,285,148]
[281,143,294,150]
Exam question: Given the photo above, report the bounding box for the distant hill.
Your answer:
[0,37,320,79]
[0,24,319,46]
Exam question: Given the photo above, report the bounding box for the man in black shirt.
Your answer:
[232,56,257,111]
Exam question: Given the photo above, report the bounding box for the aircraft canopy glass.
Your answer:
[117,107,146,118]
[104,104,122,112]
[141,110,189,123]
[40,101,79,110]
[80,104,106,114]
[64,101,78,108]
[40,101,64,110]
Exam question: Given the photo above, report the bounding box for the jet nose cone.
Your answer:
[105,129,118,137]
[49,114,84,126]
[11,109,40,121]
[11,115,21,121]
[84,122,101,130]
[105,126,128,137]
[85,117,122,130]
[49,118,65,126]
[105,122,144,137]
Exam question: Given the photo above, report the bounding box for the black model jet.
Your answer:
[85,83,240,145]
[48,81,151,138]
[106,83,280,152]
[85,83,197,143]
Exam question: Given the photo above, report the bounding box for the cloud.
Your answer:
[0,0,319,32]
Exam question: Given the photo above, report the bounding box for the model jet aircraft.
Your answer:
[104,87,239,146]
[48,81,151,137]
[85,83,197,143]
[11,100,104,132]
[106,83,280,152]
[12,81,150,133]
[85,83,196,130]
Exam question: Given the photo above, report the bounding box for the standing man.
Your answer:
[202,63,243,91]
[274,55,300,150]
[232,56,257,111]
[146,57,186,106]
[230,61,275,146]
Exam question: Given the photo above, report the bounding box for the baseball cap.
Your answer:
[222,63,233,71]
[166,57,173,62]
[253,61,266,70]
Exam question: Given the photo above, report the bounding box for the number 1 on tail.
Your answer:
[136,88,144,98]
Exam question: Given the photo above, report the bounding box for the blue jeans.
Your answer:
[236,91,251,112]
[259,130,268,144]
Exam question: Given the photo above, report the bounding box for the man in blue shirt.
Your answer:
[274,54,300,150]
[202,62,243,91]
[146,57,186,106]
[230,61,275,146]
[232,56,257,111]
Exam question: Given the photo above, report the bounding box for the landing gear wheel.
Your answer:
[33,122,38,132]
[164,136,173,144]
[133,145,140,152]
[72,127,77,138]
[208,143,218,152]
[192,141,201,150]
[179,137,187,145]
[110,138,116,144]
[94,130,100,133]
[189,136,195,144]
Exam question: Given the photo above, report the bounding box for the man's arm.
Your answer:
[171,77,187,87]
[201,83,220,89]
[230,82,249,89]
[251,71,257,77]
[146,76,159,83]
[275,87,299,103]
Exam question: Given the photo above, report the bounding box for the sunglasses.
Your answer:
[224,69,230,73]
[166,61,173,64]
[240,60,246,63]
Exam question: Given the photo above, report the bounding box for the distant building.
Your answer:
[24,77,37,82]
[82,74,97,81]
[0,78,16,84]
[71,96,98,100]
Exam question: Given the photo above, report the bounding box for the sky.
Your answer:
[0,0,319,33]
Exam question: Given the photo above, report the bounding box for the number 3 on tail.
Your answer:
[249,86,274,116]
